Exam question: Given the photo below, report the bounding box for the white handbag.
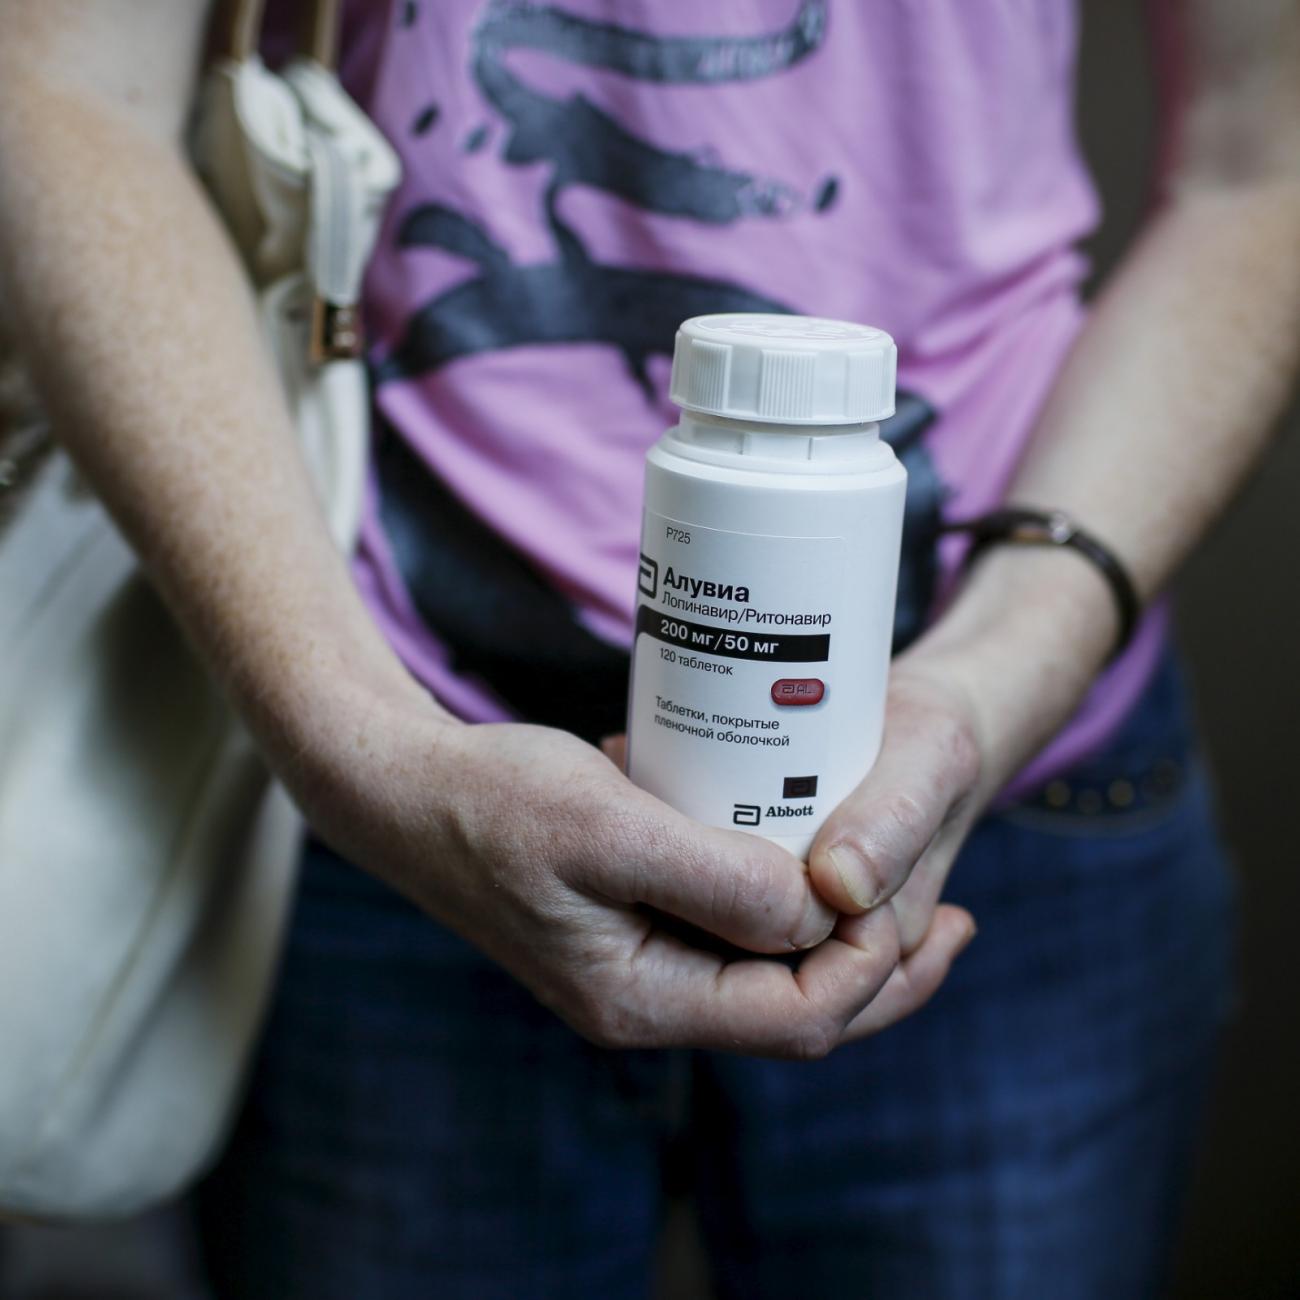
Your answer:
[0,0,399,1221]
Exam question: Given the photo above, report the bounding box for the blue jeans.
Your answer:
[196,655,1236,1299]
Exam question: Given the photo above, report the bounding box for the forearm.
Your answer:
[908,178,1300,791]
[0,59,440,783]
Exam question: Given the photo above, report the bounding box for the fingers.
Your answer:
[610,903,902,1057]
[808,686,979,915]
[592,901,973,1058]
[888,821,970,954]
[840,903,976,1039]
[599,732,628,770]
[594,804,838,954]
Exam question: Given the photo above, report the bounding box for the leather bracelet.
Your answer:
[939,507,1141,662]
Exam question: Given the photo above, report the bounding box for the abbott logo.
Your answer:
[732,803,761,827]
[638,553,659,598]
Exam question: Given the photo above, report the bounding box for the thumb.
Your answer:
[593,795,837,954]
[808,691,979,915]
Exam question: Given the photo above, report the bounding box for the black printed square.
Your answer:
[782,775,818,799]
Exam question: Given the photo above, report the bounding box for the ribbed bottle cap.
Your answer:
[669,314,896,426]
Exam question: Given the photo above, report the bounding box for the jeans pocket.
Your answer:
[995,649,1213,842]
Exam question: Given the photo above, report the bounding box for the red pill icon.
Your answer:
[771,678,825,706]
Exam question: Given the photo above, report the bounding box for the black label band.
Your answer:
[635,606,830,663]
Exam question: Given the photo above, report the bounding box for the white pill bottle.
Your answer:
[625,314,907,860]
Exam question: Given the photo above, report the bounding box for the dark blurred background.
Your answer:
[2,4,1298,1296]
[1082,6,1300,1299]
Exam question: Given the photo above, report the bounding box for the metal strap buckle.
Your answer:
[310,298,363,363]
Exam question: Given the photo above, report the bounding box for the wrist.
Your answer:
[899,544,1120,796]
[940,507,1142,663]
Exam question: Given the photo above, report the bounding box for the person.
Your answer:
[1,1,1296,1296]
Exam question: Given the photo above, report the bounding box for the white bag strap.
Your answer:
[215,0,394,362]
[285,57,396,362]
[305,133,366,359]
[196,0,397,554]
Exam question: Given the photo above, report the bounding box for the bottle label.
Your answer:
[627,509,848,845]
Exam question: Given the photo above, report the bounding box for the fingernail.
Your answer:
[827,844,878,911]
[792,892,833,950]
[956,921,978,956]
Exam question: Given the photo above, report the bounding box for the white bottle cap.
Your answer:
[669,313,897,426]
